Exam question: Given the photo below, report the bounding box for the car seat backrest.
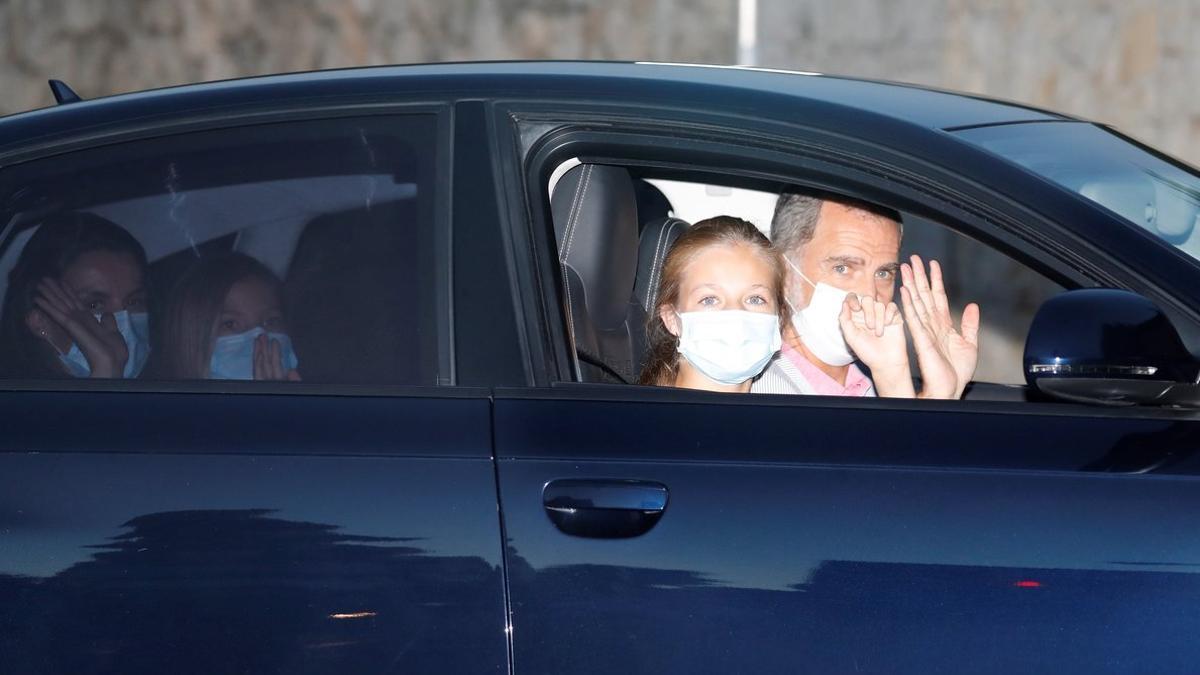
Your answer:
[285,200,431,385]
[550,164,640,382]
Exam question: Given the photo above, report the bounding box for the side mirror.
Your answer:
[1024,289,1200,406]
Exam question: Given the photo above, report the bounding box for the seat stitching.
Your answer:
[560,166,592,379]
[647,219,681,310]
[644,221,671,308]
[559,166,587,254]
[562,263,577,361]
[561,165,592,265]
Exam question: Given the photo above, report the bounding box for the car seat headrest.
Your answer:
[634,216,689,315]
[551,164,639,330]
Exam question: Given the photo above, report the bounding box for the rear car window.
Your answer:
[0,113,448,386]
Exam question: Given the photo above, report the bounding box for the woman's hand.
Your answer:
[33,278,127,378]
[253,333,301,381]
[839,294,916,398]
[900,256,980,399]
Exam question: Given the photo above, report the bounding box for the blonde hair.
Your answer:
[157,253,283,379]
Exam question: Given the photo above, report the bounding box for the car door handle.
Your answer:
[542,479,668,539]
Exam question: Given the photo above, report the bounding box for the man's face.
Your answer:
[786,201,902,309]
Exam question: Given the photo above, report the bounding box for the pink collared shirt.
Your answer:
[781,343,874,396]
[750,343,877,397]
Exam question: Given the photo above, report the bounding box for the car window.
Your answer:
[954,122,1200,262]
[0,113,448,386]
[547,166,1061,389]
[900,215,1063,384]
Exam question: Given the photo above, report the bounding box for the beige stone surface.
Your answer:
[759,0,1200,166]
[0,0,734,115]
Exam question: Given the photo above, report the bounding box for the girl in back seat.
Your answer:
[639,216,786,392]
[157,253,300,381]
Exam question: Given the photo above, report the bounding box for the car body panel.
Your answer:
[0,390,508,674]
[494,389,1200,673]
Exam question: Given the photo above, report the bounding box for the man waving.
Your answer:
[751,190,980,399]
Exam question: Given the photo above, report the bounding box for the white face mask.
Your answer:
[784,256,856,367]
[58,310,151,379]
[676,310,782,385]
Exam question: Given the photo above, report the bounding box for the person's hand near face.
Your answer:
[26,250,148,379]
[252,332,302,381]
[838,293,916,398]
[785,201,917,395]
[216,277,301,382]
[900,255,980,400]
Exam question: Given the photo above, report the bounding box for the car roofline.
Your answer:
[1,60,1082,130]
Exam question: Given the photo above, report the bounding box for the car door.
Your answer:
[0,104,509,673]
[492,110,1200,674]
[496,388,1200,674]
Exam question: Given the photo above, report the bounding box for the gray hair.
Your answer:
[770,190,903,255]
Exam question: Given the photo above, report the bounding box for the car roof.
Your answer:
[0,61,1073,157]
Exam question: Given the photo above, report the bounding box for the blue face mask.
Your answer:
[208,327,299,380]
[58,311,151,379]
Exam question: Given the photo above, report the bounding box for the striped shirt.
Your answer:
[751,343,877,397]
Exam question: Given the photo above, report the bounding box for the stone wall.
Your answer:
[759,0,1200,166]
[0,0,734,115]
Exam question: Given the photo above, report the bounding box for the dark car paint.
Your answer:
[0,390,508,673]
[494,388,1200,673]
[2,63,1200,673]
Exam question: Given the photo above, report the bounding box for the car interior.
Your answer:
[547,160,1066,401]
[0,116,442,385]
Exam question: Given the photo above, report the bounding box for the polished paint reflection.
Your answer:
[508,552,1200,673]
[0,509,503,674]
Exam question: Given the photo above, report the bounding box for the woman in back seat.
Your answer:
[639,216,786,392]
[156,253,300,381]
[0,212,151,379]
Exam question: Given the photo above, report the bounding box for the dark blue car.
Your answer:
[2,61,1200,674]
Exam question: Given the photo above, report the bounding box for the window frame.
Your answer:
[0,101,456,395]
[495,101,1200,420]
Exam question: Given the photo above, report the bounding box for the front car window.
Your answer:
[954,122,1200,260]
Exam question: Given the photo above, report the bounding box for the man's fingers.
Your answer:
[99,312,118,332]
[960,302,981,346]
[884,301,902,326]
[864,296,887,336]
[844,293,862,313]
[929,259,951,317]
[900,287,935,347]
[839,301,857,334]
[903,275,932,328]
[909,254,937,313]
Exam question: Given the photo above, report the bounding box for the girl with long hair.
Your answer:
[157,253,300,381]
[638,216,787,392]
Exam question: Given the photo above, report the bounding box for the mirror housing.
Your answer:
[1024,289,1200,406]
